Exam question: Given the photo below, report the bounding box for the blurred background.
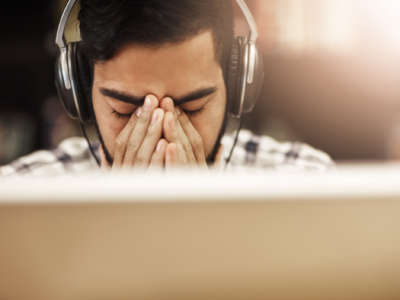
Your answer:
[1,0,400,165]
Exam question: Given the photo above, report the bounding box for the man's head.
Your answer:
[78,0,234,164]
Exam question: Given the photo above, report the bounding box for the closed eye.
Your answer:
[111,109,134,119]
[182,107,204,116]
[107,99,137,119]
[180,97,209,116]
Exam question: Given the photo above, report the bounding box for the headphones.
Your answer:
[55,0,264,124]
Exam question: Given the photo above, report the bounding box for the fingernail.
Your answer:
[175,107,181,116]
[151,109,163,125]
[144,96,153,112]
[162,97,175,112]
[136,107,143,117]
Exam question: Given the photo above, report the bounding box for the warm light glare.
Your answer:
[364,0,400,48]
[272,0,400,53]
[276,0,306,52]
[317,0,355,52]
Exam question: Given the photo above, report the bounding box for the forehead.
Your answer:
[93,31,222,97]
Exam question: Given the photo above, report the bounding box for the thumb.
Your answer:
[99,145,111,169]
[213,145,224,165]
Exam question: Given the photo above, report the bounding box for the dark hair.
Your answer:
[79,0,234,70]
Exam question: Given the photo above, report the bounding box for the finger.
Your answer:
[163,111,195,164]
[165,143,177,168]
[175,142,189,165]
[175,107,207,166]
[166,142,188,168]
[161,97,196,164]
[163,111,178,143]
[149,139,167,169]
[99,145,111,170]
[164,112,196,164]
[213,144,224,167]
[160,97,175,113]
[135,108,164,167]
[124,95,159,166]
[113,111,139,168]
[175,109,196,163]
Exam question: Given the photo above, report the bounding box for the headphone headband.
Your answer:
[55,0,259,77]
[55,0,263,121]
[235,0,258,43]
[56,0,78,49]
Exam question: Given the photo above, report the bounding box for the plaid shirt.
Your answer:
[0,130,333,177]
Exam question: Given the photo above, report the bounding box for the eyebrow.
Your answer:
[99,86,218,106]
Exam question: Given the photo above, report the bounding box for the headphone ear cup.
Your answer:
[227,37,245,116]
[242,45,264,114]
[55,49,80,120]
[55,42,92,123]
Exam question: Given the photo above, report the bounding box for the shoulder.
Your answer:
[0,137,98,177]
[224,130,334,171]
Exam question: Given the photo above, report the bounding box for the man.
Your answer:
[0,0,332,177]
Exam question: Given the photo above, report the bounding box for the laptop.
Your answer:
[1,165,400,300]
